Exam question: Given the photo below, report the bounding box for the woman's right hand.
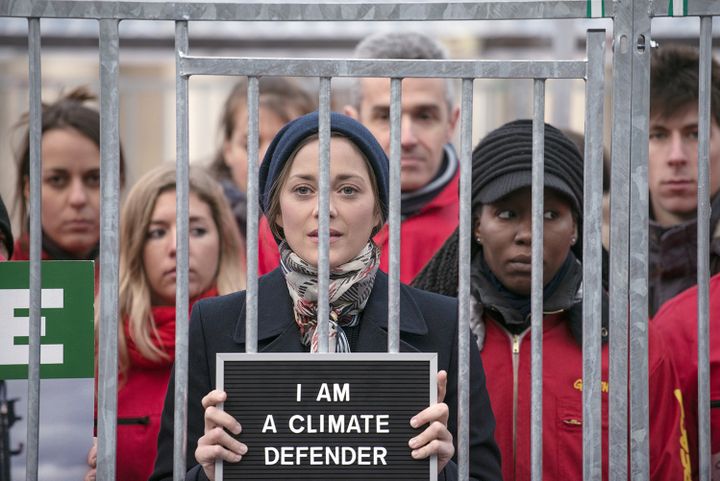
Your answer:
[195,389,248,481]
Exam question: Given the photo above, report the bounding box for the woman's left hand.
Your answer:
[408,370,454,472]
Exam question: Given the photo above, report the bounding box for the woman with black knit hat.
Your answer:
[150,112,502,481]
[413,119,688,481]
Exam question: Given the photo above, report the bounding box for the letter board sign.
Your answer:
[216,352,437,480]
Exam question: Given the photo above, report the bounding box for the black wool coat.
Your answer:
[149,269,502,481]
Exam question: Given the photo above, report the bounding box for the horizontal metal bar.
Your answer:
[653,0,720,16]
[179,56,588,79]
[0,0,600,21]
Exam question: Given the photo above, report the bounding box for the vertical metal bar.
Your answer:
[388,78,402,354]
[245,76,260,353]
[97,18,121,481]
[457,78,474,481]
[25,17,42,481]
[317,77,331,353]
[173,20,189,481]
[697,16,713,481]
[531,78,545,481]
[629,5,652,479]
[608,7,632,481]
[582,29,606,481]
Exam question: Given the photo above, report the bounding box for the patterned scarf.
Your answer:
[279,240,380,353]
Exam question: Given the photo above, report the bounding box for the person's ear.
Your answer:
[344,105,360,120]
[473,216,484,245]
[570,219,579,246]
[446,105,461,139]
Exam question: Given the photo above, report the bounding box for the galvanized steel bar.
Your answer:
[0,1,602,21]
[173,20,190,481]
[697,16,713,481]
[387,78,401,354]
[180,57,588,81]
[531,78,545,481]
[608,4,632,480]
[317,77,331,353]
[245,76,260,353]
[628,3,652,478]
[457,78,474,481]
[25,17,42,481]
[582,28,606,481]
[653,0,720,16]
[97,17,121,481]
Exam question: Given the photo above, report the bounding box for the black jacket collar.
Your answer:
[232,268,429,351]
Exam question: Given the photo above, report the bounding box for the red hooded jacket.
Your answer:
[256,170,459,283]
[480,311,690,481]
[481,310,690,481]
[652,272,720,479]
[470,255,691,481]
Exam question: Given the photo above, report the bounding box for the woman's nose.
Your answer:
[514,219,532,245]
[168,228,177,257]
[312,196,338,218]
[67,178,89,208]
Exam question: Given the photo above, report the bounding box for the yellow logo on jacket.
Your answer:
[674,389,692,481]
[573,378,609,393]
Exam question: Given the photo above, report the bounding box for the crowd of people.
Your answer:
[1,30,718,481]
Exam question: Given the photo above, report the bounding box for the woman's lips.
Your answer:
[308,229,342,243]
[63,219,95,231]
[507,255,532,273]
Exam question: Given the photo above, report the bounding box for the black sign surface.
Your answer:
[216,352,437,481]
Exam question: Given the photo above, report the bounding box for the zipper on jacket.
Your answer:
[506,329,529,481]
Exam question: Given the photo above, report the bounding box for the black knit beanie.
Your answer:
[259,111,390,225]
[0,195,13,258]
[471,119,584,217]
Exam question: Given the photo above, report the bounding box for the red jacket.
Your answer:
[109,290,217,481]
[116,364,172,481]
[652,272,720,479]
[257,170,459,283]
[481,312,690,481]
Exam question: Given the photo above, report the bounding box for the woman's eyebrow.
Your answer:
[334,173,366,182]
[288,174,316,182]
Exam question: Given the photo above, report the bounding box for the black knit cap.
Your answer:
[471,119,583,216]
[0,195,13,258]
[259,111,390,222]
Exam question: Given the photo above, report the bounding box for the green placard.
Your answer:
[0,261,95,379]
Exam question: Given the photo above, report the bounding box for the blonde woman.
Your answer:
[87,164,245,481]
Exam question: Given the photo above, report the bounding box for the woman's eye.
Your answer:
[497,210,513,220]
[340,186,358,196]
[544,210,558,220]
[294,185,313,196]
[190,227,208,237]
[44,174,68,188]
[84,173,101,189]
[146,228,166,240]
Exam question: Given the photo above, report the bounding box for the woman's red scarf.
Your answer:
[124,287,219,369]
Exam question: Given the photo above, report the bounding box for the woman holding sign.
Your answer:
[150,112,502,481]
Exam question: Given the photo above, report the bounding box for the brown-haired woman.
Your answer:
[12,87,126,262]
